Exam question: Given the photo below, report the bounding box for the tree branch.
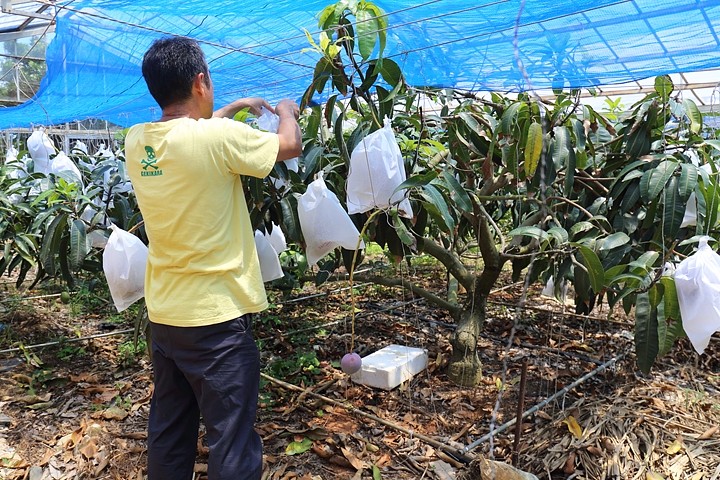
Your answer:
[416,237,474,291]
[353,273,463,319]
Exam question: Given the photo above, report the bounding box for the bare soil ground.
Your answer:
[0,266,718,480]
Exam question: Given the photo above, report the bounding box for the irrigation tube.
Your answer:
[0,328,135,355]
[461,349,629,454]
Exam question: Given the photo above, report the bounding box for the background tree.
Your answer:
[0,36,47,104]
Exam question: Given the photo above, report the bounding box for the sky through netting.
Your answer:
[1,0,719,129]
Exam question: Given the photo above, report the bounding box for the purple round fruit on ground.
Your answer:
[340,352,362,374]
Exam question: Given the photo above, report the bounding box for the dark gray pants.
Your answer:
[147,315,262,480]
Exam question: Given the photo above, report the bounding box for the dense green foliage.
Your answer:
[2,1,719,380]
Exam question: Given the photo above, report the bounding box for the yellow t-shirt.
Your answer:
[125,117,279,327]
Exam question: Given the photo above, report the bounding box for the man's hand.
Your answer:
[275,99,300,120]
[213,97,273,118]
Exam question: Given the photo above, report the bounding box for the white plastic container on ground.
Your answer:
[351,344,428,390]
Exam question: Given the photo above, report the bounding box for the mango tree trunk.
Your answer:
[447,294,486,386]
[447,211,506,386]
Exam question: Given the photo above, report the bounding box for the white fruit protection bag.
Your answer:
[674,236,720,354]
[346,118,413,219]
[265,223,287,255]
[254,230,284,283]
[298,173,364,266]
[102,225,148,312]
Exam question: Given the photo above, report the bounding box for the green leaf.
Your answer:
[654,75,673,101]
[392,214,415,247]
[69,219,87,271]
[639,159,677,203]
[364,3,387,58]
[435,170,473,213]
[551,125,571,168]
[569,221,596,238]
[373,58,402,87]
[683,98,703,134]
[305,105,321,141]
[508,226,548,242]
[625,123,651,159]
[704,139,720,153]
[355,8,379,61]
[301,145,324,182]
[571,118,587,151]
[500,102,528,135]
[280,195,302,242]
[620,181,641,214]
[677,163,698,200]
[247,176,264,206]
[419,184,454,233]
[657,277,685,357]
[635,290,659,374]
[606,272,647,288]
[551,125,576,197]
[660,276,680,322]
[39,213,68,275]
[547,226,569,246]
[334,110,350,164]
[301,58,334,107]
[459,111,481,134]
[12,234,36,264]
[285,437,313,456]
[318,4,339,29]
[662,176,685,239]
[629,251,660,271]
[576,245,605,292]
[598,232,630,251]
[604,264,626,281]
[373,465,382,480]
[524,122,543,179]
[395,170,439,191]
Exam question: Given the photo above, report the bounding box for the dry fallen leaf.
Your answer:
[78,439,98,460]
[586,445,603,456]
[563,451,576,475]
[562,416,583,439]
[666,437,683,454]
[697,425,718,440]
[536,411,552,421]
[102,406,128,421]
[646,472,665,480]
[341,447,368,471]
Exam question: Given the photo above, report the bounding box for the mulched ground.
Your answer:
[0,266,718,480]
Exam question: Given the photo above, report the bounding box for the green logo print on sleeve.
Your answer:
[140,145,163,177]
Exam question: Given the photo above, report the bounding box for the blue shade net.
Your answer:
[1,0,719,129]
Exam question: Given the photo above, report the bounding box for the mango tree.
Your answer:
[0,146,141,289]
[243,1,714,385]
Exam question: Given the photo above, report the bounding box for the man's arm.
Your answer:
[275,99,302,162]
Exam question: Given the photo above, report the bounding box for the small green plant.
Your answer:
[117,337,147,367]
[266,350,321,384]
[257,312,282,328]
[56,342,86,361]
[67,279,111,316]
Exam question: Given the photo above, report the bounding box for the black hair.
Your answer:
[141,36,210,109]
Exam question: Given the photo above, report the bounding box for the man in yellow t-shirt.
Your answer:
[125,36,301,480]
